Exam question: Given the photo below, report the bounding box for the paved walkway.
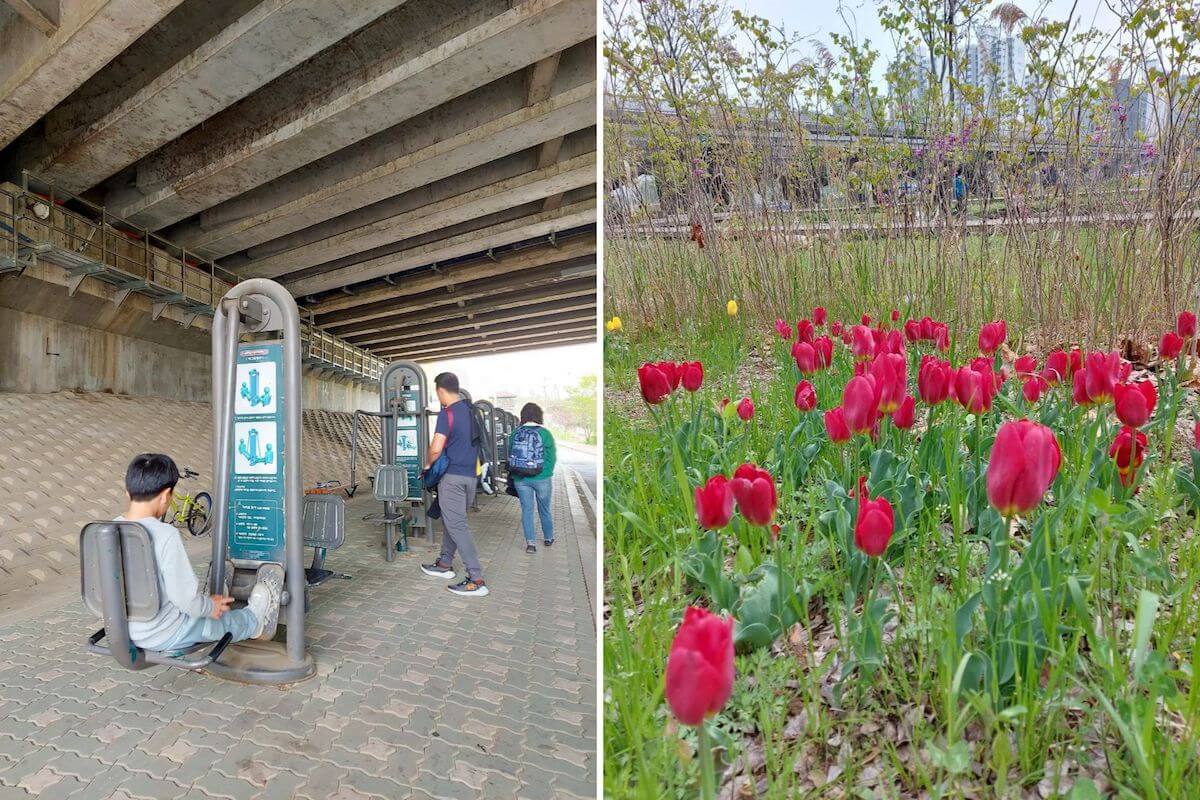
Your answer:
[0,392,596,799]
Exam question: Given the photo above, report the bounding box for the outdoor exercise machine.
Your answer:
[348,360,429,557]
[79,279,324,684]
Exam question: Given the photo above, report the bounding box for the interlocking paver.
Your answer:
[0,390,596,797]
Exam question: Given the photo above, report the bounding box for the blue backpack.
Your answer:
[508,425,545,476]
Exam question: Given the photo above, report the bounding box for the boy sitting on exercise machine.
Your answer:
[117,453,281,652]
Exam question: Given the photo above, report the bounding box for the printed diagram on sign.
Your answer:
[235,362,277,415]
[235,422,277,474]
[396,427,418,458]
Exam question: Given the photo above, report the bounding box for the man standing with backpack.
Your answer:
[420,372,488,596]
[508,403,557,554]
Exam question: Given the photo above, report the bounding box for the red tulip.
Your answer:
[680,361,704,392]
[850,325,875,360]
[695,475,734,529]
[654,361,682,391]
[1014,354,1037,377]
[854,476,894,557]
[638,364,672,404]
[1109,426,1148,487]
[736,397,755,421]
[664,606,735,726]
[813,306,827,326]
[1113,381,1156,427]
[796,319,814,344]
[986,419,1061,516]
[1022,376,1046,403]
[953,363,996,414]
[890,309,900,322]
[1178,311,1196,338]
[774,319,793,339]
[831,320,843,337]
[813,336,834,369]
[870,352,907,414]
[904,319,920,342]
[731,464,777,526]
[793,341,817,374]
[934,324,950,351]
[1160,331,1183,360]
[1043,350,1069,384]
[825,407,851,443]
[892,395,915,428]
[978,320,1007,355]
[843,375,881,434]
[1082,351,1122,404]
[794,380,816,412]
[918,356,952,405]
[861,314,872,326]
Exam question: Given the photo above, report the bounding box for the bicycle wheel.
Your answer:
[187,492,213,536]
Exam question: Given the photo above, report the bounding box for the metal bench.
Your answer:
[302,493,349,586]
[80,521,232,671]
[363,464,409,561]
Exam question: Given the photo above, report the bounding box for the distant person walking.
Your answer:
[508,403,557,554]
[420,372,488,596]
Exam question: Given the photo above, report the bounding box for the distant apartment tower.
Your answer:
[961,24,1026,102]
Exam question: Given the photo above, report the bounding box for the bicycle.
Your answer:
[165,467,213,536]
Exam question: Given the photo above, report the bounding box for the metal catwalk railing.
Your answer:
[0,173,384,382]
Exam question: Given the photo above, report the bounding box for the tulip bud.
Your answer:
[793,341,817,374]
[854,477,895,557]
[918,356,952,405]
[637,364,672,405]
[727,299,738,317]
[892,395,915,428]
[850,325,875,361]
[813,306,828,326]
[986,419,1061,516]
[1113,381,1156,428]
[606,316,623,333]
[890,309,900,322]
[1014,354,1037,377]
[843,375,881,434]
[736,397,755,421]
[824,407,851,443]
[1109,426,1148,487]
[1160,331,1184,360]
[680,361,704,393]
[1178,311,1196,338]
[978,320,1007,355]
[794,380,816,411]
[664,607,735,726]
[731,464,777,526]
[870,353,907,414]
[796,319,814,344]
[694,475,734,529]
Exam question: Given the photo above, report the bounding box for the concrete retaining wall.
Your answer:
[0,306,377,412]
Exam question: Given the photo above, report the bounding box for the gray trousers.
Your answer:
[437,473,483,581]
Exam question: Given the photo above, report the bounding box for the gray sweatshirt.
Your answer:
[118,516,213,650]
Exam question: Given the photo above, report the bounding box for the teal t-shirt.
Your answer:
[509,424,556,482]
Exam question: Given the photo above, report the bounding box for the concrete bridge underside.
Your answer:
[0,0,598,365]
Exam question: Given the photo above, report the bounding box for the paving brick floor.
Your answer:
[0,391,597,799]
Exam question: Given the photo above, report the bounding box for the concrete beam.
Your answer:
[171,81,595,258]
[239,153,595,280]
[306,233,594,315]
[369,308,596,351]
[3,0,58,36]
[347,295,596,347]
[320,279,596,337]
[23,0,399,193]
[0,0,185,149]
[286,200,595,297]
[389,322,596,360]
[412,333,595,364]
[107,0,594,229]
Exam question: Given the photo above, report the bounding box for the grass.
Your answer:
[602,305,1200,799]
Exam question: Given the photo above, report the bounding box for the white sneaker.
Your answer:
[249,564,284,640]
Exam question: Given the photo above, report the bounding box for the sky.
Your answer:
[728,0,1124,82]
[422,341,597,403]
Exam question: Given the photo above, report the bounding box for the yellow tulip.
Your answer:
[726,299,738,316]
[606,316,623,333]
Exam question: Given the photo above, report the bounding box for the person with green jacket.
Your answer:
[508,403,556,554]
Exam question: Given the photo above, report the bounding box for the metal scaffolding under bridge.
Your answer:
[0,173,384,382]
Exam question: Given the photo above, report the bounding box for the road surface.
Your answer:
[558,441,597,497]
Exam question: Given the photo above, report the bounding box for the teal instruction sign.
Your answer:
[394,388,423,498]
[228,343,286,564]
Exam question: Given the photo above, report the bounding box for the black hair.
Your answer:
[434,372,460,393]
[520,402,544,425]
[125,453,180,501]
